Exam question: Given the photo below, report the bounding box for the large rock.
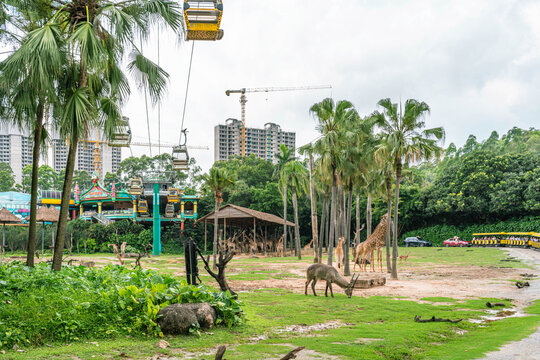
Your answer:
[157,303,217,335]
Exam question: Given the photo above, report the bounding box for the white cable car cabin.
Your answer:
[138,199,149,216]
[172,145,189,171]
[165,203,175,218]
[129,178,144,196]
[167,188,180,203]
[109,116,132,147]
[183,0,224,41]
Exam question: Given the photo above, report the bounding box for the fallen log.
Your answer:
[214,345,226,360]
[515,281,530,289]
[486,302,506,308]
[414,315,462,323]
[210,345,305,360]
[280,346,305,360]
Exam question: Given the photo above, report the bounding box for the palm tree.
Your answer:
[202,167,235,268]
[310,98,357,265]
[41,0,182,271]
[373,98,445,279]
[275,144,294,256]
[282,160,308,260]
[298,143,320,263]
[0,3,60,266]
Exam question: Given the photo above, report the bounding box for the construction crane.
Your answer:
[130,142,209,150]
[225,85,332,157]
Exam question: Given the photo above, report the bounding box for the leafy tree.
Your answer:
[0,163,15,191]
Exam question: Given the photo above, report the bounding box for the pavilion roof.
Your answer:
[198,204,294,227]
[0,207,22,224]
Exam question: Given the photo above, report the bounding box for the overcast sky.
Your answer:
[6,1,540,171]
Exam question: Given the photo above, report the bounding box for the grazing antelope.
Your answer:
[334,237,345,274]
[305,264,360,298]
[399,253,409,262]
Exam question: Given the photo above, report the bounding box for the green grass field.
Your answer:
[1,247,538,359]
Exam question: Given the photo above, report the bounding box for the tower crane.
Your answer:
[225,85,332,157]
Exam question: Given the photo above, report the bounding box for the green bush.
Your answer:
[401,215,540,246]
[0,262,244,349]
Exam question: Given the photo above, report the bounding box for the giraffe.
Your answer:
[353,213,389,272]
[303,239,314,252]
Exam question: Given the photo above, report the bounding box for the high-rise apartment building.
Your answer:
[214,118,295,163]
[0,124,121,184]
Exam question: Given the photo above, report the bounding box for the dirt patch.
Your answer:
[276,321,353,335]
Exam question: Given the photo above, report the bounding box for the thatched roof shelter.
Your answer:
[198,204,294,228]
[0,208,22,224]
[27,206,60,223]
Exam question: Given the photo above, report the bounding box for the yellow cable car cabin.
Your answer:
[109,116,132,147]
[138,199,149,216]
[129,178,144,196]
[165,203,176,218]
[167,188,180,203]
[172,145,189,171]
[183,0,224,41]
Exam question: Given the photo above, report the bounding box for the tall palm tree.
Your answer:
[298,143,320,263]
[38,0,183,271]
[282,160,308,260]
[202,167,235,268]
[275,144,294,256]
[373,98,445,279]
[0,2,60,266]
[310,98,357,265]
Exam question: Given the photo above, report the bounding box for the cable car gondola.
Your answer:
[129,177,143,196]
[167,188,180,203]
[165,203,175,218]
[138,199,149,216]
[172,129,190,171]
[183,0,224,41]
[109,116,132,147]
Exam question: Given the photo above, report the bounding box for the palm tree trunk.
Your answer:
[213,198,219,268]
[385,174,392,273]
[282,184,287,257]
[26,101,44,267]
[291,187,301,260]
[308,155,319,263]
[343,189,352,276]
[327,181,336,265]
[52,135,77,271]
[319,188,328,259]
[366,194,372,237]
[392,162,402,280]
[355,194,360,246]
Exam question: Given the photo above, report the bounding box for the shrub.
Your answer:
[0,262,244,349]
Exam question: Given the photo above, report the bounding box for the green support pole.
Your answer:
[153,183,160,256]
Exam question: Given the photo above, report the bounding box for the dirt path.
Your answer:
[480,248,540,360]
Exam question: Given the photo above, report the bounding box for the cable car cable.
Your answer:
[179,41,195,144]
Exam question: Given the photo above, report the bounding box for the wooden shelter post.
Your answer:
[224,217,227,241]
[253,218,256,252]
[264,225,268,256]
[204,220,207,254]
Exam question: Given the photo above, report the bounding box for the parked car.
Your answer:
[404,237,432,247]
[443,238,471,247]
